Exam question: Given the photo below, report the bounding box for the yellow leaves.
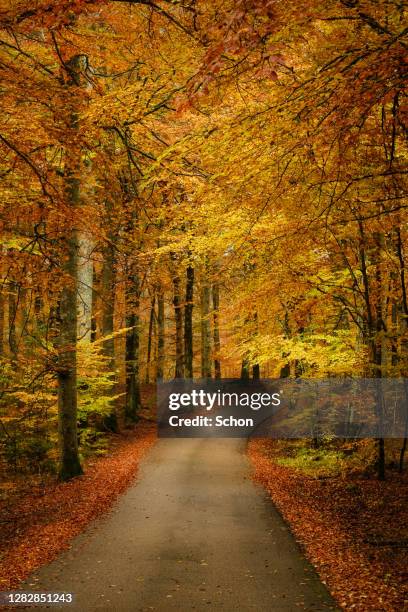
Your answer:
[239,330,362,377]
[84,85,145,126]
[91,327,133,346]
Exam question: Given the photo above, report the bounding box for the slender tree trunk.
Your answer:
[173,271,184,378]
[374,231,385,480]
[400,432,407,473]
[399,359,408,472]
[280,363,290,378]
[0,289,4,357]
[125,268,141,423]
[252,312,260,380]
[0,245,5,356]
[8,280,18,360]
[241,359,250,380]
[100,238,122,429]
[200,275,211,379]
[157,285,165,382]
[395,227,408,472]
[146,292,155,384]
[280,310,290,378]
[101,242,115,356]
[34,291,45,337]
[359,222,385,480]
[184,264,194,379]
[212,281,221,379]
[91,264,97,342]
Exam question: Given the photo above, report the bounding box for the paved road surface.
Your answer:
[22,439,337,611]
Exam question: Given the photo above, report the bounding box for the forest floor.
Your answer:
[1,409,406,611]
[16,438,336,611]
[248,439,408,612]
[0,421,156,592]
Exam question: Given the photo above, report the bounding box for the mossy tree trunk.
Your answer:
[56,54,90,480]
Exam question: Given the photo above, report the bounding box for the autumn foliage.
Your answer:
[249,439,408,611]
[0,0,407,607]
[0,423,155,591]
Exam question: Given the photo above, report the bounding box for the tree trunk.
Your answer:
[125,269,141,423]
[359,222,385,480]
[77,234,94,342]
[280,363,290,378]
[212,281,221,379]
[91,264,97,342]
[8,280,18,360]
[241,359,250,380]
[173,271,184,378]
[56,54,89,481]
[395,227,408,473]
[0,245,5,356]
[184,264,194,379]
[399,432,407,473]
[146,292,155,384]
[200,276,211,379]
[101,242,115,357]
[374,231,385,481]
[100,238,121,429]
[57,171,82,480]
[157,285,165,382]
[0,289,4,357]
[57,219,82,480]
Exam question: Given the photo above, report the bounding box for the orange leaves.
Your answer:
[0,0,106,30]
[248,440,408,611]
[0,423,156,590]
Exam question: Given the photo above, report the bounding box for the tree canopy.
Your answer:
[0,0,407,480]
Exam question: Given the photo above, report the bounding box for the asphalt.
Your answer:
[21,439,338,611]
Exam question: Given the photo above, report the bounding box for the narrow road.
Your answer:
[23,439,337,611]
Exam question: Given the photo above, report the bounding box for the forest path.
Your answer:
[23,439,337,611]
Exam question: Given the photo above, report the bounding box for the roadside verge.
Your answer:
[0,423,156,591]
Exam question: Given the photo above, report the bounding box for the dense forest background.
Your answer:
[0,0,407,484]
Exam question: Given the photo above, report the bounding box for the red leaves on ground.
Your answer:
[0,423,156,591]
[248,440,408,612]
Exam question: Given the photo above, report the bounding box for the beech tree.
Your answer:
[0,0,406,481]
